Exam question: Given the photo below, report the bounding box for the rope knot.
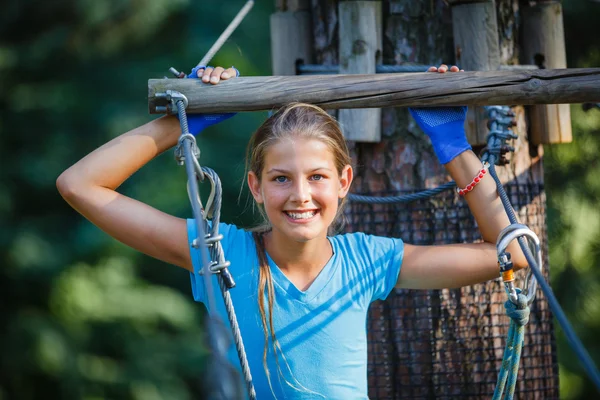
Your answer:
[504,293,530,326]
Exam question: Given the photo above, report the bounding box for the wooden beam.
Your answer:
[148,68,600,114]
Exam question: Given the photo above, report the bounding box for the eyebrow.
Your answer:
[266,167,333,174]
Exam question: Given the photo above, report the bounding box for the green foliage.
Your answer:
[546,2,600,397]
[0,0,272,398]
[546,104,600,399]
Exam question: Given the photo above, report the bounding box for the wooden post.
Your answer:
[450,0,501,145]
[521,0,572,144]
[338,1,382,142]
[271,0,313,75]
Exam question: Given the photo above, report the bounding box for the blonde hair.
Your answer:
[245,103,352,394]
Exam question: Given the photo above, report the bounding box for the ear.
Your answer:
[338,164,353,198]
[247,171,264,204]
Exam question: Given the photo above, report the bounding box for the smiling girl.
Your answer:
[57,65,526,399]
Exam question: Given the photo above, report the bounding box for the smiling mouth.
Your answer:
[284,210,319,220]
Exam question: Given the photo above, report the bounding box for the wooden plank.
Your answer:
[521,1,572,144]
[148,68,600,114]
[270,10,313,76]
[451,0,500,145]
[338,1,382,142]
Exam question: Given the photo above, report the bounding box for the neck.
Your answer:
[264,230,333,278]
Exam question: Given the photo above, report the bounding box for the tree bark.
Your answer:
[309,0,559,398]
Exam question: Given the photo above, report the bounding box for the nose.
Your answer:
[290,179,311,203]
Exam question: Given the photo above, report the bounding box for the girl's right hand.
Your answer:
[182,65,240,135]
[408,64,470,165]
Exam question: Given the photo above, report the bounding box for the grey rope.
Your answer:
[348,181,455,204]
[297,64,539,75]
[172,98,256,400]
[297,64,430,75]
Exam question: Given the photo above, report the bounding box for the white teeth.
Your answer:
[286,211,316,220]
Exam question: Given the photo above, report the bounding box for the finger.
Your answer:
[428,66,438,72]
[460,69,465,72]
[195,67,205,78]
[202,67,214,83]
[210,67,225,84]
[221,67,238,80]
[438,64,448,73]
[450,65,460,72]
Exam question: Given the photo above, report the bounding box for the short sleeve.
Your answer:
[365,234,404,302]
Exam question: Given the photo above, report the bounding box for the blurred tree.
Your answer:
[0,1,272,399]
[547,1,600,399]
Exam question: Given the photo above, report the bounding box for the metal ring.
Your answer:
[496,223,543,305]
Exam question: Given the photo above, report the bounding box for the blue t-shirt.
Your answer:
[188,220,403,399]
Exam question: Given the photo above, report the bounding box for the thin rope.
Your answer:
[198,0,255,68]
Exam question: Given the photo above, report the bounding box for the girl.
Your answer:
[57,64,526,399]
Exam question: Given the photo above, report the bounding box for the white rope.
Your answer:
[197,1,255,68]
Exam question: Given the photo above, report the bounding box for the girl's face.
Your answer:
[248,137,352,244]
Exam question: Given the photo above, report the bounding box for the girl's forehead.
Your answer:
[263,138,336,168]
[268,137,333,157]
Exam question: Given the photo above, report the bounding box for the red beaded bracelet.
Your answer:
[456,162,490,196]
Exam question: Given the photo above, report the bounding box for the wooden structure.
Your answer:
[148,1,600,398]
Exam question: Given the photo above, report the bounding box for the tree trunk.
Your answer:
[309,0,558,398]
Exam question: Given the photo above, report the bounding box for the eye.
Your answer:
[311,174,324,181]
[274,176,288,183]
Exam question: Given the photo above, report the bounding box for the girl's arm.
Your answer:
[57,66,237,272]
[397,64,527,289]
[398,150,526,289]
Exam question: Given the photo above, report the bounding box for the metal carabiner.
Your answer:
[186,166,216,219]
[495,223,543,305]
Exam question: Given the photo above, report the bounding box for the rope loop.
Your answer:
[504,292,530,327]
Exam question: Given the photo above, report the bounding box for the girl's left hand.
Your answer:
[180,65,240,135]
[408,64,470,165]
[191,65,240,84]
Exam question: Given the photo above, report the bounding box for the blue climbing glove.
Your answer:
[408,106,471,165]
[180,65,238,135]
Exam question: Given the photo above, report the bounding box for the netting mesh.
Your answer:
[345,183,559,399]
